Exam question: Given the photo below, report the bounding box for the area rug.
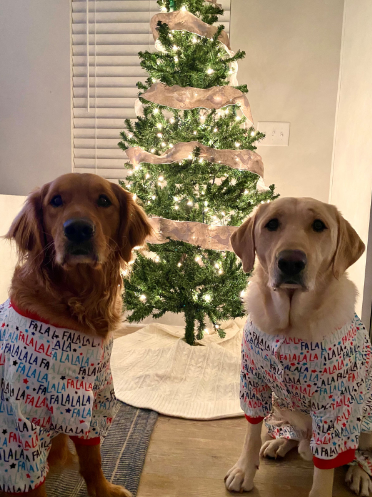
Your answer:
[45,402,158,497]
[111,318,246,420]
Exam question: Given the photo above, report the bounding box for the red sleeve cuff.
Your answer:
[70,436,101,446]
[313,448,355,469]
[245,414,264,424]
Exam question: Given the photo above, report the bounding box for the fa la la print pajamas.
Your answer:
[241,315,372,471]
[0,299,117,493]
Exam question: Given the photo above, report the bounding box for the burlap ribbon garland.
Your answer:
[126,141,263,177]
[141,83,253,125]
[151,10,230,49]
[148,217,237,251]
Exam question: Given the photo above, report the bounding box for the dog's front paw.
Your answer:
[224,459,257,493]
[260,438,298,459]
[346,465,372,496]
[88,482,132,497]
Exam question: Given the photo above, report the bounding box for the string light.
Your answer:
[157,123,162,129]
[159,176,164,181]
[195,256,201,262]
[169,117,175,124]
[161,142,166,147]
[235,142,240,147]
[236,116,241,121]
[151,195,156,200]
[187,200,193,206]
[154,255,160,262]
[145,174,150,179]
[151,148,155,153]
[192,36,197,43]
[157,133,163,138]
[240,290,246,297]
[128,133,133,138]
[215,324,220,329]
[204,201,208,206]
[175,205,179,210]
[133,194,137,201]
[161,6,167,11]
[193,131,197,135]
[244,189,248,194]
[153,108,159,114]
[174,56,178,62]
[177,262,182,267]
[172,45,179,51]
[204,294,211,302]
[213,128,218,132]
[180,5,187,10]
[214,263,219,269]
[169,143,174,148]
[199,158,203,163]
[204,328,209,335]
[207,68,214,74]
[139,294,147,302]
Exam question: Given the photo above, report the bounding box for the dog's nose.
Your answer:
[63,218,95,243]
[277,250,307,276]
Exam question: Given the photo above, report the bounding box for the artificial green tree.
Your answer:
[119,0,278,345]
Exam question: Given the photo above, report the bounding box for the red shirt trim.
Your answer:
[313,448,355,469]
[10,300,64,329]
[70,436,100,446]
[245,414,264,424]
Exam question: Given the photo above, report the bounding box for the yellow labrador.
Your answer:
[225,197,371,497]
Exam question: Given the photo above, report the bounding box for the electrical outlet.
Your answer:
[256,122,290,146]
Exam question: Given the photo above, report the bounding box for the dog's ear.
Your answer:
[5,187,47,258]
[332,209,365,279]
[230,210,257,273]
[111,183,153,262]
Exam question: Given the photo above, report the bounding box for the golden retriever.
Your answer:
[225,197,370,497]
[0,173,152,497]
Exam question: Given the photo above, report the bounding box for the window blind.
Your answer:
[71,0,231,182]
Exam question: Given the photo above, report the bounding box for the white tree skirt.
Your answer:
[111,318,246,420]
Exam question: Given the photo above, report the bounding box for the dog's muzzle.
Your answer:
[63,218,96,259]
[274,250,307,289]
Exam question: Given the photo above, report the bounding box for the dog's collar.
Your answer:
[10,300,64,329]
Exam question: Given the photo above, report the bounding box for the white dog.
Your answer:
[225,197,371,497]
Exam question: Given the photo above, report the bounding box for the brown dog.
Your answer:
[225,197,370,497]
[0,173,152,497]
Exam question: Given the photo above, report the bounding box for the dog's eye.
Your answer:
[312,219,327,232]
[97,194,112,208]
[50,195,63,207]
[265,218,279,231]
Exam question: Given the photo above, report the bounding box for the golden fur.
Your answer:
[2,173,153,497]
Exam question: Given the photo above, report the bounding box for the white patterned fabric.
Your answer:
[241,316,372,464]
[0,300,116,493]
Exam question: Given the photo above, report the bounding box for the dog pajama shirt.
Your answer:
[241,315,372,469]
[0,299,117,493]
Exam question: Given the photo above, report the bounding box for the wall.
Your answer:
[329,0,372,324]
[230,0,344,202]
[0,0,72,196]
[0,195,26,302]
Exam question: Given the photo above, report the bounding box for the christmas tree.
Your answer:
[119,0,278,345]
